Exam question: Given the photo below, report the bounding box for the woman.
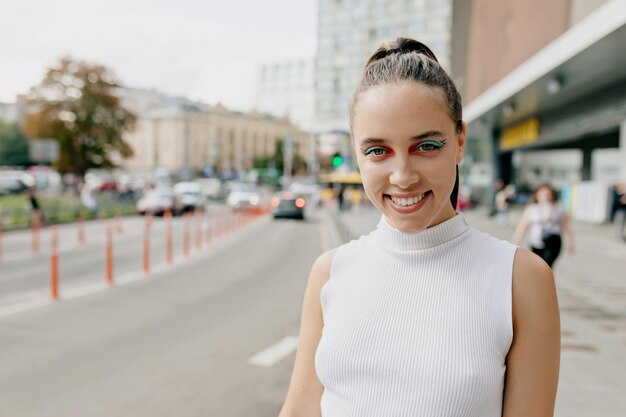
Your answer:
[512,184,575,267]
[279,38,560,417]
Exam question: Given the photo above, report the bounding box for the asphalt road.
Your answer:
[0,210,323,416]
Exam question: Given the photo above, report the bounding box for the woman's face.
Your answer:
[352,81,465,233]
[536,186,554,204]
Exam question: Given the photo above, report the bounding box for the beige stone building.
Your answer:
[119,89,311,174]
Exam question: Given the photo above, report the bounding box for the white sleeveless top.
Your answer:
[315,212,518,417]
[525,203,565,249]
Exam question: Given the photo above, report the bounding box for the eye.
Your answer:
[413,139,446,153]
[362,146,390,158]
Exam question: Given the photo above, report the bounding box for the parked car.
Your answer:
[271,191,306,220]
[0,172,27,195]
[136,188,181,216]
[193,178,225,200]
[226,182,262,210]
[173,181,207,213]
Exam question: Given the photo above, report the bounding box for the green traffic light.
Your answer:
[332,154,343,167]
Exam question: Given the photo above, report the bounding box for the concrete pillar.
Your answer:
[581,146,593,181]
[620,119,626,182]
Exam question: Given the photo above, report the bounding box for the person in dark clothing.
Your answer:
[611,182,626,239]
[27,187,44,225]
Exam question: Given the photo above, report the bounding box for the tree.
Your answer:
[22,57,136,176]
[0,122,31,166]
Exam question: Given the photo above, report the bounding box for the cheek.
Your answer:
[357,161,387,194]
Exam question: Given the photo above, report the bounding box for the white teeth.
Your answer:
[390,192,428,206]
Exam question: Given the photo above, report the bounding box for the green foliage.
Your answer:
[0,122,31,166]
[22,57,136,176]
[250,139,308,175]
[0,193,137,230]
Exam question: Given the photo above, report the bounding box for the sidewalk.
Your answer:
[328,206,626,417]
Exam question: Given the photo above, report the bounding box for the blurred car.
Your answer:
[136,188,181,216]
[0,172,27,195]
[173,181,206,213]
[226,182,261,210]
[193,178,225,200]
[271,192,306,220]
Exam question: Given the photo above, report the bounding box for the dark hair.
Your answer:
[350,37,463,209]
[529,183,560,204]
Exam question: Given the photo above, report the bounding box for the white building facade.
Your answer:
[255,59,315,132]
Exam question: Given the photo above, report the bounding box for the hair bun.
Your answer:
[396,38,439,62]
[367,37,439,66]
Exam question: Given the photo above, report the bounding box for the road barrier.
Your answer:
[50,226,59,301]
[10,204,272,309]
[165,211,173,264]
[32,212,41,255]
[105,223,114,285]
[77,215,85,244]
[195,209,202,250]
[143,215,152,274]
[183,213,190,257]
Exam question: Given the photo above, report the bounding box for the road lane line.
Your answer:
[0,297,51,317]
[249,336,299,367]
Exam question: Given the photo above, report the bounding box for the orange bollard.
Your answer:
[195,210,202,250]
[142,216,151,274]
[183,213,190,257]
[50,226,59,300]
[105,224,114,285]
[32,212,40,255]
[77,214,85,244]
[205,210,212,247]
[165,210,173,264]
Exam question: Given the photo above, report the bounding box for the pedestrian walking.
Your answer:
[27,187,44,225]
[80,183,99,218]
[495,183,516,224]
[279,38,560,417]
[610,182,626,240]
[512,183,575,267]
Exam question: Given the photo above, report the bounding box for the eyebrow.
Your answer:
[359,130,444,145]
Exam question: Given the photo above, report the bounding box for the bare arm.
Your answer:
[511,209,531,245]
[502,248,561,417]
[278,249,336,417]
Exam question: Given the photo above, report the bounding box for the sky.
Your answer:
[0,0,317,111]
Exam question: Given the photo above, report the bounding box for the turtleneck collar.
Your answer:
[375,212,470,250]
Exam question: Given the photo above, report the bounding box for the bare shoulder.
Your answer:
[502,248,560,416]
[278,248,337,417]
[511,248,558,326]
[307,248,337,294]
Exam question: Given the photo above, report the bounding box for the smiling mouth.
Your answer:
[385,191,432,207]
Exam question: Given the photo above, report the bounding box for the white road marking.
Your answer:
[0,297,51,318]
[249,336,299,367]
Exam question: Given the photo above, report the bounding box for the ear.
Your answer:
[455,121,467,165]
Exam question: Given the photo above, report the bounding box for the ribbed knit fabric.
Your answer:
[315,212,518,417]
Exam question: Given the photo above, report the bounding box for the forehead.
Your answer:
[352,82,453,139]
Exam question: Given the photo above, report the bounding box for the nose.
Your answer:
[389,155,420,189]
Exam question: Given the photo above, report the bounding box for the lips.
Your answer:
[384,191,432,213]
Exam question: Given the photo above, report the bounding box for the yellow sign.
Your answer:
[500,118,540,151]
[319,171,362,184]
